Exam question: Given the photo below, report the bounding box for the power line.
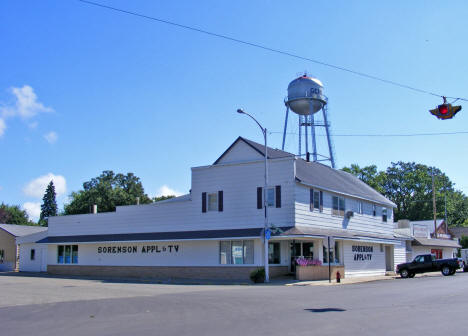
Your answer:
[271,131,468,137]
[77,0,468,102]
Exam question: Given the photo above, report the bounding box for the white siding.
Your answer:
[394,240,408,269]
[343,241,386,277]
[47,239,264,267]
[294,184,394,235]
[215,140,264,164]
[48,158,296,237]
[19,243,47,272]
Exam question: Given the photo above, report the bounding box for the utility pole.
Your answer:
[432,171,437,238]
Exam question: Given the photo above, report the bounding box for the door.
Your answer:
[40,247,48,272]
[385,246,393,271]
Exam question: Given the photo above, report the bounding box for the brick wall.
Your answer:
[47,265,289,280]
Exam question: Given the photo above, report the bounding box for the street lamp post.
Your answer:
[237,108,270,283]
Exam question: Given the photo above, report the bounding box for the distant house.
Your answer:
[0,224,47,271]
[394,219,460,262]
[448,227,468,241]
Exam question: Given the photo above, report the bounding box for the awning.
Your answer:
[412,237,461,248]
[36,228,270,244]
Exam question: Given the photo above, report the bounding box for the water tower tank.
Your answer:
[285,75,326,115]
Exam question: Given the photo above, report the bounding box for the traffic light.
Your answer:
[429,103,462,120]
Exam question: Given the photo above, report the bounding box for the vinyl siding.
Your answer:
[394,240,408,269]
[48,158,296,237]
[343,241,386,277]
[294,184,394,235]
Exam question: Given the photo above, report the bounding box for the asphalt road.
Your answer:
[0,272,467,336]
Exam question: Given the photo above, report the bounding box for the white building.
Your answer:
[393,219,460,264]
[24,137,401,280]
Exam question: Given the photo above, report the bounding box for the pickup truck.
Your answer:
[396,254,459,278]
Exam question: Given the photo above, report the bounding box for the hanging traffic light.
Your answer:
[429,97,462,120]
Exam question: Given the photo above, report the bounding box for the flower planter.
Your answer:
[296,265,345,281]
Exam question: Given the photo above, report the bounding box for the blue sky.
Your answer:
[1,0,467,221]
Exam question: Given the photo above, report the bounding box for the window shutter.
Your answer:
[275,185,281,208]
[202,192,207,213]
[257,187,262,209]
[319,191,323,212]
[218,190,223,212]
[310,189,314,211]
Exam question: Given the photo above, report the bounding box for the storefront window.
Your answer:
[269,242,281,264]
[323,242,340,264]
[219,240,254,265]
[57,246,64,263]
[220,241,231,264]
[302,242,314,258]
[57,245,78,264]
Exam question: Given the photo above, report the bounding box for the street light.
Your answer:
[237,108,270,282]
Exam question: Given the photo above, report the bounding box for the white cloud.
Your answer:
[0,118,5,137]
[23,173,67,199]
[44,131,58,144]
[1,85,53,119]
[22,202,41,221]
[155,185,183,197]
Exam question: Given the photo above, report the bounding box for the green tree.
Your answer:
[342,164,386,194]
[342,161,468,225]
[153,195,176,202]
[0,203,35,225]
[460,236,468,249]
[64,170,152,215]
[39,181,57,226]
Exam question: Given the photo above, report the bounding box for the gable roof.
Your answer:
[295,159,396,208]
[214,136,395,207]
[213,136,294,164]
[0,224,47,237]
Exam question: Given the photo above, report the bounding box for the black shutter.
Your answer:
[202,192,207,213]
[310,189,314,211]
[319,191,323,212]
[275,185,281,208]
[257,187,262,209]
[218,190,223,212]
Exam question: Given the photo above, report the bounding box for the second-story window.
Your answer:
[257,186,281,209]
[332,196,345,217]
[382,208,388,222]
[202,191,223,213]
[310,189,323,212]
[208,193,218,211]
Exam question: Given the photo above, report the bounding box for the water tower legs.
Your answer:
[322,105,336,168]
[309,102,318,162]
[281,106,289,151]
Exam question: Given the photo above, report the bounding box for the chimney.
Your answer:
[92,204,97,214]
[136,197,140,205]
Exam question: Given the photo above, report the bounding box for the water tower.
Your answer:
[281,74,336,168]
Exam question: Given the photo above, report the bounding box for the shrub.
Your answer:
[250,268,265,283]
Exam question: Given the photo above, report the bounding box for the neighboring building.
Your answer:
[394,219,460,263]
[16,230,49,272]
[0,224,47,271]
[24,137,400,280]
[448,227,468,241]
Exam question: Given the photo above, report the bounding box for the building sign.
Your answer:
[413,224,429,238]
[352,245,373,261]
[97,244,180,254]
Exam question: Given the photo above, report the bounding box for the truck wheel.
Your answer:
[400,269,409,278]
[464,267,468,273]
[408,273,415,278]
[441,266,451,276]
[449,269,456,275]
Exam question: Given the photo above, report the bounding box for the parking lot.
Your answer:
[1,271,467,336]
